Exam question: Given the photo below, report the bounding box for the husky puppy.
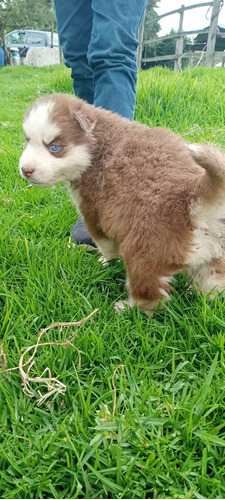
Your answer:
[19,93,225,314]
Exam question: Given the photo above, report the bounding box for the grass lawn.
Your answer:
[0,64,225,499]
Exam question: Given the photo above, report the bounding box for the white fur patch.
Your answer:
[189,262,225,296]
[96,237,120,261]
[185,219,225,268]
[187,144,202,155]
[159,276,172,300]
[23,102,61,145]
[70,187,83,213]
[114,298,135,314]
[190,196,225,222]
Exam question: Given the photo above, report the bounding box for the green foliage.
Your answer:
[143,0,161,45]
[0,64,225,498]
[0,0,56,38]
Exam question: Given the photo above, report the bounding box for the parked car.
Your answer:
[5,29,59,57]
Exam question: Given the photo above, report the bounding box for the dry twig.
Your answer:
[0,309,98,405]
[0,344,7,371]
[112,364,125,417]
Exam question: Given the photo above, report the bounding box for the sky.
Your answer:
[156,0,225,36]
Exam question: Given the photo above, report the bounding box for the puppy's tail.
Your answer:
[188,143,225,186]
[188,143,225,218]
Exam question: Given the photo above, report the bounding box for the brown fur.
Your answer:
[20,93,225,315]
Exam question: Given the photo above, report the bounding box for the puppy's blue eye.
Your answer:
[50,144,60,152]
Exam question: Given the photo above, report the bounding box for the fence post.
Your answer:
[174,4,185,72]
[205,0,221,67]
[137,8,146,70]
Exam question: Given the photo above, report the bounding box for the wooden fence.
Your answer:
[138,0,224,71]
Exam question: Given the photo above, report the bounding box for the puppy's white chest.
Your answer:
[70,186,83,214]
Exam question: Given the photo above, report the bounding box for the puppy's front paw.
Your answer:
[98,256,109,266]
[114,299,132,315]
[114,299,154,317]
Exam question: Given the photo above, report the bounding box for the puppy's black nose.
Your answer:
[21,165,35,178]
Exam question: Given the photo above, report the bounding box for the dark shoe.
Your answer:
[72,216,97,248]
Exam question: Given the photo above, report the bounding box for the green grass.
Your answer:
[0,64,225,499]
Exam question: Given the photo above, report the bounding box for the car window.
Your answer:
[26,33,45,45]
[46,32,59,46]
[53,33,59,45]
[6,31,26,44]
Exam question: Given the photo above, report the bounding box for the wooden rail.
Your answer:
[145,2,213,25]
[139,0,223,71]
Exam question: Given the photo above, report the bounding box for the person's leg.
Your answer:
[72,0,147,247]
[54,0,96,246]
[89,0,147,119]
[55,0,147,246]
[54,0,94,103]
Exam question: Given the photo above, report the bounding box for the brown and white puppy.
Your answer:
[19,93,225,315]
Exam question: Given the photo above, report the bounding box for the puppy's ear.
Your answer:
[74,111,96,133]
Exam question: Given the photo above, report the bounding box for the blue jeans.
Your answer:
[54,0,147,120]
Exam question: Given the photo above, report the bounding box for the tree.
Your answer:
[0,0,56,41]
[143,0,161,46]
[0,1,14,61]
[141,0,161,65]
[137,0,160,69]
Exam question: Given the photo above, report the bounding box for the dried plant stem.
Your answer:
[0,344,7,371]
[112,364,125,417]
[0,309,98,405]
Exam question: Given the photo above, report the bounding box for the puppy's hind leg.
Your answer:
[115,266,173,316]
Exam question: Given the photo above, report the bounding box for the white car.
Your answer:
[5,29,59,57]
